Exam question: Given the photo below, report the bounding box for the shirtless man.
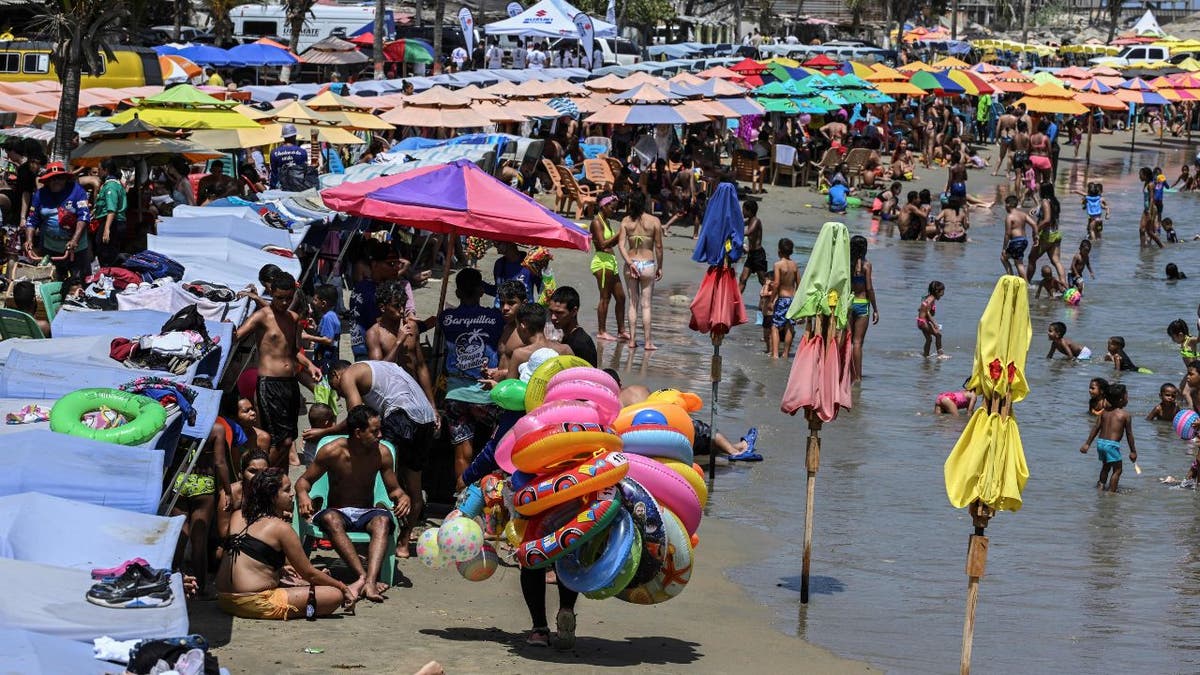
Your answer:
[992,108,1018,177]
[738,200,766,293]
[769,238,799,359]
[233,271,321,468]
[819,118,848,153]
[365,280,435,408]
[309,361,437,558]
[1010,121,1031,191]
[1001,195,1036,278]
[296,405,409,602]
[507,303,573,379]
[898,190,925,240]
[493,280,529,375]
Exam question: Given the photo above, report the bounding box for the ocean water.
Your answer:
[592,141,1200,673]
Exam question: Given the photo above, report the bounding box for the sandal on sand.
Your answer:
[730,428,763,462]
[527,628,550,647]
[554,609,576,651]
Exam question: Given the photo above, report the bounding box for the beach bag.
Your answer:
[278,163,319,192]
[124,250,186,282]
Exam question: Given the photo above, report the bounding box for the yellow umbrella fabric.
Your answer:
[944,275,1031,512]
[873,80,928,96]
[932,56,970,69]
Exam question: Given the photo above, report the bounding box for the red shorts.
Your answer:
[1030,155,1052,171]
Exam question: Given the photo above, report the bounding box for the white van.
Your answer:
[544,37,641,66]
[1089,44,1170,67]
[230,4,385,52]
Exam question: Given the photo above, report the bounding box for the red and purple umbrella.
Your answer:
[320,159,590,250]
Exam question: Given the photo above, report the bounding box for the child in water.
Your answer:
[1034,265,1067,299]
[917,280,946,359]
[1067,240,1094,293]
[934,380,977,415]
[1088,378,1109,416]
[1080,383,1137,492]
[1146,383,1180,421]
[1167,319,1199,371]
[1105,336,1142,372]
[1046,321,1091,360]
[1162,218,1179,244]
[1167,263,1187,280]
[1080,182,1108,240]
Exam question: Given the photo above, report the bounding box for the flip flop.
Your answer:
[728,449,764,462]
[740,427,758,455]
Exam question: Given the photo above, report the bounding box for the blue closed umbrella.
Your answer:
[227,43,298,67]
[176,44,235,67]
[692,182,744,265]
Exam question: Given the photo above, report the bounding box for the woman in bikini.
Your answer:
[590,195,628,342]
[216,449,270,562]
[216,468,357,620]
[617,192,663,351]
[849,236,879,382]
[1029,120,1052,184]
[1026,182,1065,282]
[936,194,970,242]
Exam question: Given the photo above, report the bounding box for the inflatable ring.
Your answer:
[556,508,638,594]
[618,508,693,605]
[490,379,528,411]
[512,399,601,441]
[50,388,168,446]
[621,425,694,465]
[646,389,703,413]
[613,402,695,444]
[494,427,519,474]
[584,525,642,600]
[514,451,630,516]
[624,454,702,536]
[511,422,622,473]
[517,498,621,569]
[544,377,621,425]
[659,458,708,508]
[616,477,666,586]
[524,355,591,411]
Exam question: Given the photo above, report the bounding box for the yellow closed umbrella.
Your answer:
[943,274,1031,675]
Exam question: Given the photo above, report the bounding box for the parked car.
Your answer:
[1089,44,1170,67]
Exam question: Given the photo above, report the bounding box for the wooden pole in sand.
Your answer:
[430,234,456,383]
[801,408,821,604]
[1084,106,1093,186]
[960,500,993,675]
[707,331,723,483]
[1130,103,1138,150]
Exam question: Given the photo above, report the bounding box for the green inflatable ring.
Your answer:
[50,388,168,446]
[846,196,863,209]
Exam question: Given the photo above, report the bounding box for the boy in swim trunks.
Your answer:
[1034,265,1067,299]
[1001,195,1035,278]
[1046,321,1091,361]
[234,271,321,468]
[1067,239,1094,293]
[1080,383,1137,492]
[1146,383,1180,422]
[770,238,798,359]
[739,201,767,294]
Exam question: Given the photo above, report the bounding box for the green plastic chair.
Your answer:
[38,281,63,322]
[292,435,399,586]
[0,308,45,340]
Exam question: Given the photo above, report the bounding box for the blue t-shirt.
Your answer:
[313,310,341,368]
[828,184,848,210]
[491,257,540,307]
[348,278,377,358]
[1046,121,1058,143]
[27,184,91,253]
[269,144,308,188]
[440,304,503,402]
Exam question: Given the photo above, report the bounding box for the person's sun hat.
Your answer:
[281,123,298,138]
[39,162,74,182]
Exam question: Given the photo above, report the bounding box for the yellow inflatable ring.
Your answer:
[50,388,168,446]
[523,355,591,411]
[510,422,623,473]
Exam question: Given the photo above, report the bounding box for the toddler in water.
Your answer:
[1079,181,1108,240]
[1162,218,1179,244]
[917,280,946,359]
[1046,321,1091,360]
[934,379,976,415]
[1146,383,1181,421]
[1080,383,1137,492]
[1034,265,1067,299]
[1067,240,1094,293]
[1088,378,1109,416]
[1105,336,1146,372]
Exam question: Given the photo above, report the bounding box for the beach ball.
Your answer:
[416,528,448,569]
[1063,288,1081,306]
[1174,409,1199,440]
[456,544,499,581]
[437,516,484,563]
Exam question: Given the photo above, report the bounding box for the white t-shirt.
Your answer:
[513,47,526,68]
[452,47,467,66]
[486,46,503,68]
[529,49,546,68]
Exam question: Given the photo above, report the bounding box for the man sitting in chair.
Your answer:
[296,405,408,603]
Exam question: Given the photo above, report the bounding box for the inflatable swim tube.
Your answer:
[613,402,695,444]
[50,388,168,446]
[556,508,639,595]
[517,498,621,569]
[624,454,702,536]
[618,509,693,605]
[513,451,629,516]
[659,458,708,508]
[524,355,592,411]
[510,422,622,473]
[543,374,621,425]
[616,477,666,585]
[512,399,601,441]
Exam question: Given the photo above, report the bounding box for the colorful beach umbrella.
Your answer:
[584,103,709,125]
[176,44,234,67]
[931,56,970,69]
[70,117,223,166]
[227,43,298,67]
[383,38,435,64]
[909,70,966,94]
[1013,83,1089,114]
[729,58,768,75]
[1115,77,1169,105]
[897,60,938,73]
[944,275,1031,674]
[158,55,201,84]
[945,70,995,96]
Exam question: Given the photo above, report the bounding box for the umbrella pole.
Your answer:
[1130,104,1137,150]
[960,500,994,675]
[801,408,822,604]
[1084,109,1093,186]
[706,331,724,483]
[430,233,456,384]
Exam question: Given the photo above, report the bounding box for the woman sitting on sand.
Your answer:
[216,468,357,620]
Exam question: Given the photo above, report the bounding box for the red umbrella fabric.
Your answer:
[689,266,747,335]
[730,58,767,75]
[320,159,590,250]
[802,54,839,70]
[689,183,748,335]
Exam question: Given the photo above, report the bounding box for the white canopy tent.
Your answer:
[1131,10,1165,37]
[484,0,617,39]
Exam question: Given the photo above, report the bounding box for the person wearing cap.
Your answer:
[268,124,308,190]
[24,161,92,279]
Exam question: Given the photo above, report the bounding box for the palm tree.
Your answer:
[1106,0,1122,42]
[433,0,445,71]
[373,0,385,80]
[203,0,246,46]
[35,0,127,162]
[281,0,317,83]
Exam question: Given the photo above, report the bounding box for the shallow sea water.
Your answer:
[593,142,1200,673]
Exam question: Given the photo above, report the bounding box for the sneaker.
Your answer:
[91,558,150,580]
[87,586,174,609]
[553,608,576,651]
[526,627,550,647]
[90,562,168,590]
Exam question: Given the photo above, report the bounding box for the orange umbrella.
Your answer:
[159,54,202,83]
[696,65,745,82]
[985,69,1036,93]
[1013,83,1088,114]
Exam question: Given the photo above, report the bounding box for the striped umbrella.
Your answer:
[910,70,966,94]
[1115,78,1169,105]
[546,97,580,118]
[945,70,995,95]
[984,69,1036,93]
[159,55,201,84]
[1074,79,1114,94]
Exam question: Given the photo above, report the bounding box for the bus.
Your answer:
[0,41,162,88]
[230,4,388,52]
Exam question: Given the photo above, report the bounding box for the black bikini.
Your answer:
[226,525,286,570]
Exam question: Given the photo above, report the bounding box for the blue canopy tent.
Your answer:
[227,43,299,67]
[175,44,236,66]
